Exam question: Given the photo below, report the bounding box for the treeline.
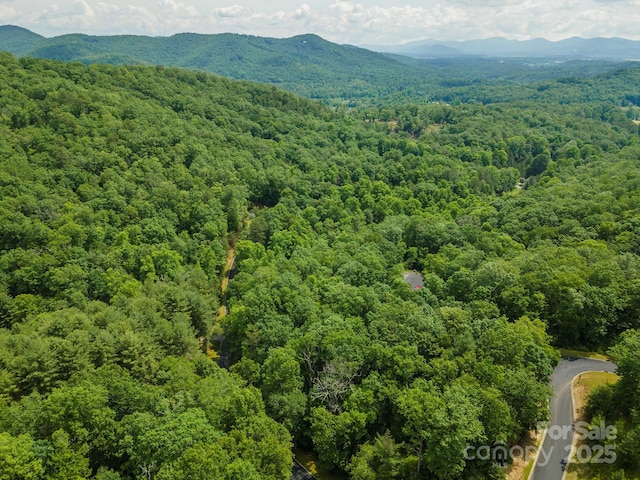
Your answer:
[0,52,638,479]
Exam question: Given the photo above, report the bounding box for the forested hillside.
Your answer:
[0,51,639,479]
[1,25,635,107]
[0,26,433,105]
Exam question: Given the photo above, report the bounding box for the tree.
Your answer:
[310,360,360,414]
[119,409,216,477]
[0,432,44,480]
[395,381,483,479]
[310,407,367,471]
[223,414,293,480]
[526,153,550,177]
[259,347,306,438]
[348,431,407,480]
[608,329,640,414]
[501,368,551,434]
[219,386,266,431]
[38,382,115,444]
[40,429,91,480]
[156,442,229,480]
[617,424,640,471]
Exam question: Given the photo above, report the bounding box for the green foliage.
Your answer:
[0,49,639,479]
[348,431,408,480]
[608,330,640,414]
[39,429,91,480]
[0,432,44,480]
[396,381,484,479]
[584,331,640,479]
[0,29,437,106]
[3,27,639,108]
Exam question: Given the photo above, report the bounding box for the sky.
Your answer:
[1,0,639,45]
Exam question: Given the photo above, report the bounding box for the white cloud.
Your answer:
[292,3,311,20]
[447,0,524,5]
[0,4,16,21]
[1,0,639,43]
[160,0,200,17]
[37,0,95,29]
[215,5,250,18]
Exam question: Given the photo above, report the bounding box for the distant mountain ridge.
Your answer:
[0,25,433,104]
[1,25,637,105]
[366,36,640,59]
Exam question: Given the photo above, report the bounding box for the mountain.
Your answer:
[367,36,640,59]
[1,26,637,105]
[0,25,45,55]
[0,27,432,104]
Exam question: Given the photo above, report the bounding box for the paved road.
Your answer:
[531,357,617,480]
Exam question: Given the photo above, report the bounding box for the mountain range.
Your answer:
[0,25,434,104]
[366,36,640,60]
[1,25,638,105]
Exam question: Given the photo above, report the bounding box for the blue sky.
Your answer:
[1,0,639,44]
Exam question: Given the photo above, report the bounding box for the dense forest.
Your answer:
[0,48,639,480]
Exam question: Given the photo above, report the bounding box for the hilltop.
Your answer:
[0,26,431,104]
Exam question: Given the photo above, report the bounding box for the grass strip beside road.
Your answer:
[573,372,620,419]
[564,371,620,480]
[560,349,610,362]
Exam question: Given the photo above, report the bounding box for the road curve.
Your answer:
[531,356,617,480]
